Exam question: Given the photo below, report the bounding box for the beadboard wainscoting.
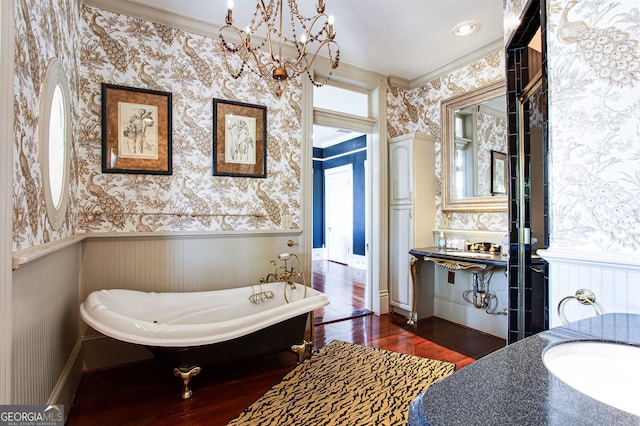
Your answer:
[539,249,640,328]
[11,241,82,409]
[80,230,303,370]
[9,230,302,409]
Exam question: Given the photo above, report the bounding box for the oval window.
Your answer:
[48,85,65,208]
[40,59,71,230]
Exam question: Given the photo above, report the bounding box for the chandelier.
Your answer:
[220,0,340,97]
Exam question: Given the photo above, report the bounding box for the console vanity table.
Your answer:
[407,247,508,325]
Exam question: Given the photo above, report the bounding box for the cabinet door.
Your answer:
[389,140,413,204]
[389,205,413,310]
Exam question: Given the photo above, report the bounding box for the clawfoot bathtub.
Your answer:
[80,281,328,398]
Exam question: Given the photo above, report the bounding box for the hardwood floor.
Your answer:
[312,260,368,324]
[67,262,504,425]
[67,314,504,426]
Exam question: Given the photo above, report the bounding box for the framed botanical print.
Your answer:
[212,98,267,178]
[491,150,507,195]
[101,83,172,175]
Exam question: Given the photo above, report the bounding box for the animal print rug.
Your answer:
[226,340,456,425]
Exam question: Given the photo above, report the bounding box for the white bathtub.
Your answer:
[80,281,329,348]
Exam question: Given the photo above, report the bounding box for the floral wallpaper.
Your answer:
[387,51,509,232]
[16,0,638,255]
[503,0,528,42]
[476,112,508,196]
[547,0,640,252]
[13,0,81,251]
[78,5,302,233]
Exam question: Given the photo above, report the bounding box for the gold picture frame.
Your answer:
[213,98,267,178]
[101,83,172,175]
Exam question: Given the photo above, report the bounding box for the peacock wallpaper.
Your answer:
[547,0,640,251]
[12,0,640,253]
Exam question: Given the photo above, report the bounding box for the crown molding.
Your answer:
[85,1,503,94]
[313,58,383,91]
[388,76,411,90]
[407,38,504,90]
[84,0,221,37]
[313,108,376,134]
[85,0,384,90]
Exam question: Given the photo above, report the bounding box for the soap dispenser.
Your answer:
[438,232,446,249]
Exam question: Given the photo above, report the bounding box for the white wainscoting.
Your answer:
[10,231,304,402]
[80,231,302,299]
[539,248,640,328]
[11,241,82,409]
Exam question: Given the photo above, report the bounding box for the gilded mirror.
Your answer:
[441,81,508,212]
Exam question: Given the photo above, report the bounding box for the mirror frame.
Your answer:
[441,80,507,212]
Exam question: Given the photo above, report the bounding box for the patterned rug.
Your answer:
[227,340,456,425]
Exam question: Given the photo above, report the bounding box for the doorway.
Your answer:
[325,164,353,265]
[311,125,369,324]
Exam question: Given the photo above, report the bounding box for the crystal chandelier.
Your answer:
[220,0,340,97]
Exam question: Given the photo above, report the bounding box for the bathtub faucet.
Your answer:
[262,252,308,303]
[267,253,301,284]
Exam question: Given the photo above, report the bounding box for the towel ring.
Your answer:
[557,289,601,325]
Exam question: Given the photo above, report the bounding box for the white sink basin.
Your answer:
[542,341,640,416]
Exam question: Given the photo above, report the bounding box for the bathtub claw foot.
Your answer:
[173,366,201,399]
[291,340,312,363]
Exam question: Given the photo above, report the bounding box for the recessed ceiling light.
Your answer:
[453,21,480,37]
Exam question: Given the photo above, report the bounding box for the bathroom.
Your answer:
[3,0,640,422]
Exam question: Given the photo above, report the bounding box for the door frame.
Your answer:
[300,71,388,315]
[505,0,549,343]
[0,0,15,403]
[324,164,354,265]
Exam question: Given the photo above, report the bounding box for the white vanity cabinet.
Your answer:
[388,132,435,317]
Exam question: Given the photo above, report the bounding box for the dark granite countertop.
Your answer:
[408,313,640,425]
[410,247,507,268]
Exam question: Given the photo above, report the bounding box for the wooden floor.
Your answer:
[67,262,505,425]
[312,260,368,324]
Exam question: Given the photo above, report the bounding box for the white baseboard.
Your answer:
[48,338,83,421]
[378,289,389,315]
[350,254,367,270]
[312,248,326,260]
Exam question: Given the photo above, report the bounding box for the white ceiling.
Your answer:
[133,0,505,82]
[130,0,505,147]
